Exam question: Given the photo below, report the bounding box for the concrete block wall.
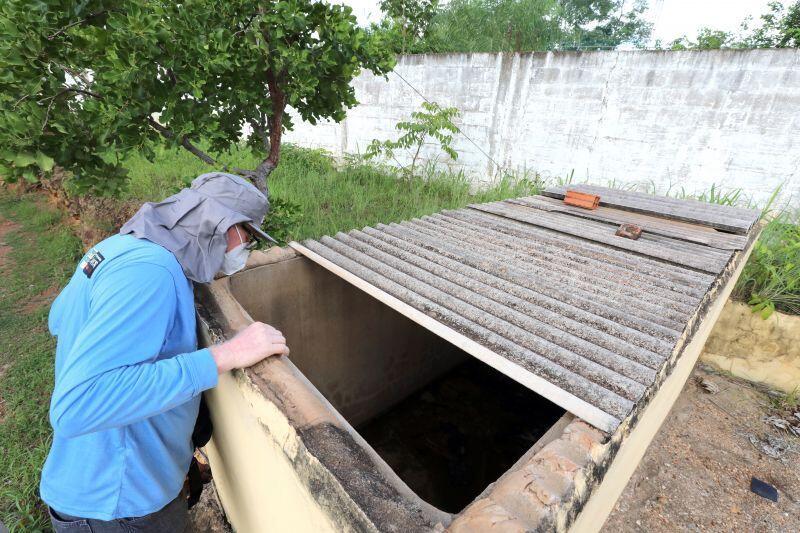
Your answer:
[284,50,800,207]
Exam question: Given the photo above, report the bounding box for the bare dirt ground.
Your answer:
[606,364,800,532]
[20,284,60,314]
[188,480,232,533]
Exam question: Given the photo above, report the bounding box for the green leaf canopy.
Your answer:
[0,0,396,194]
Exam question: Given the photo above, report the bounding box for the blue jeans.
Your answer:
[48,494,187,532]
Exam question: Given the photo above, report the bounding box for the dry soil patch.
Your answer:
[21,284,61,314]
[188,480,232,533]
[606,365,799,532]
[0,217,20,270]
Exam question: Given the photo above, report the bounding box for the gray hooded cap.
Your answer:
[120,172,269,283]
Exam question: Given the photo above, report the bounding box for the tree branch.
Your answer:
[39,88,104,132]
[47,10,109,40]
[234,13,258,37]
[69,88,103,100]
[146,117,255,177]
[249,114,270,152]
[248,67,287,194]
[55,64,93,88]
[41,94,59,133]
[37,87,103,105]
[12,93,31,109]
[147,117,215,165]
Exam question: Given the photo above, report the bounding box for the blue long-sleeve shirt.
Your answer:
[40,234,219,520]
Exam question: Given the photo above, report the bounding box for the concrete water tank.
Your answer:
[196,187,761,532]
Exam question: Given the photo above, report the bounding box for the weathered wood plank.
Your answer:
[543,184,759,235]
[510,195,749,250]
[469,201,733,274]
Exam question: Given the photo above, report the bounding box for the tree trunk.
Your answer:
[148,64,286,198]
[251,117,281,195]
[250,71,286,196]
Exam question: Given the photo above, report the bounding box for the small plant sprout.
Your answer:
[365,102,460,180]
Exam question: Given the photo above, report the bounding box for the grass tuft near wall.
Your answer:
[732,212,800,317]
[118,144,545,242]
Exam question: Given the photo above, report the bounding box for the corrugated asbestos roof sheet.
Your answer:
[290,186,760,432]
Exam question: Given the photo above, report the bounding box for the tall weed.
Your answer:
[733,210,800,317]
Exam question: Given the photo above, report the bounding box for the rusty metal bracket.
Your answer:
[615,223,643,240]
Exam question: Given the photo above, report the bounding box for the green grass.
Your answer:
[732,210,800,317]
[118,143,545,241]
[0,191,83,531]
[768,386,800,412]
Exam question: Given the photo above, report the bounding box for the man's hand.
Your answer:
[210,322,289,374]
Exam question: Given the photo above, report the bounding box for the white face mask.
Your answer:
[220,226,251,275]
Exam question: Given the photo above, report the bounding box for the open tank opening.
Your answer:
[229,256,567,512]
[357,358,565,511]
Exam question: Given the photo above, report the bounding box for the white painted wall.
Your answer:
[285,50,800,207]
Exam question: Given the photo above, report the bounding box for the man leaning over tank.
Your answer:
[40,172,286,532]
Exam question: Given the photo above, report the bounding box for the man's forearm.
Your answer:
[49,348,218,438]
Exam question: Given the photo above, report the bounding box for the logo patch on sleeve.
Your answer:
[80,250,105,278]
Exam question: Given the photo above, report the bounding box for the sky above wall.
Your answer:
[644,0,774,45]
[338,0,777,46]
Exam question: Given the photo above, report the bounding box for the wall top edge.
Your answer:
[397,48,800,60]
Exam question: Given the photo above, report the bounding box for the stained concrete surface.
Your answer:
[701,301,800,393]
[605,365,800,532]
[187,361,800,532]
[198,274,453,532]
[188,482,231,533]
[228,256,467,427]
